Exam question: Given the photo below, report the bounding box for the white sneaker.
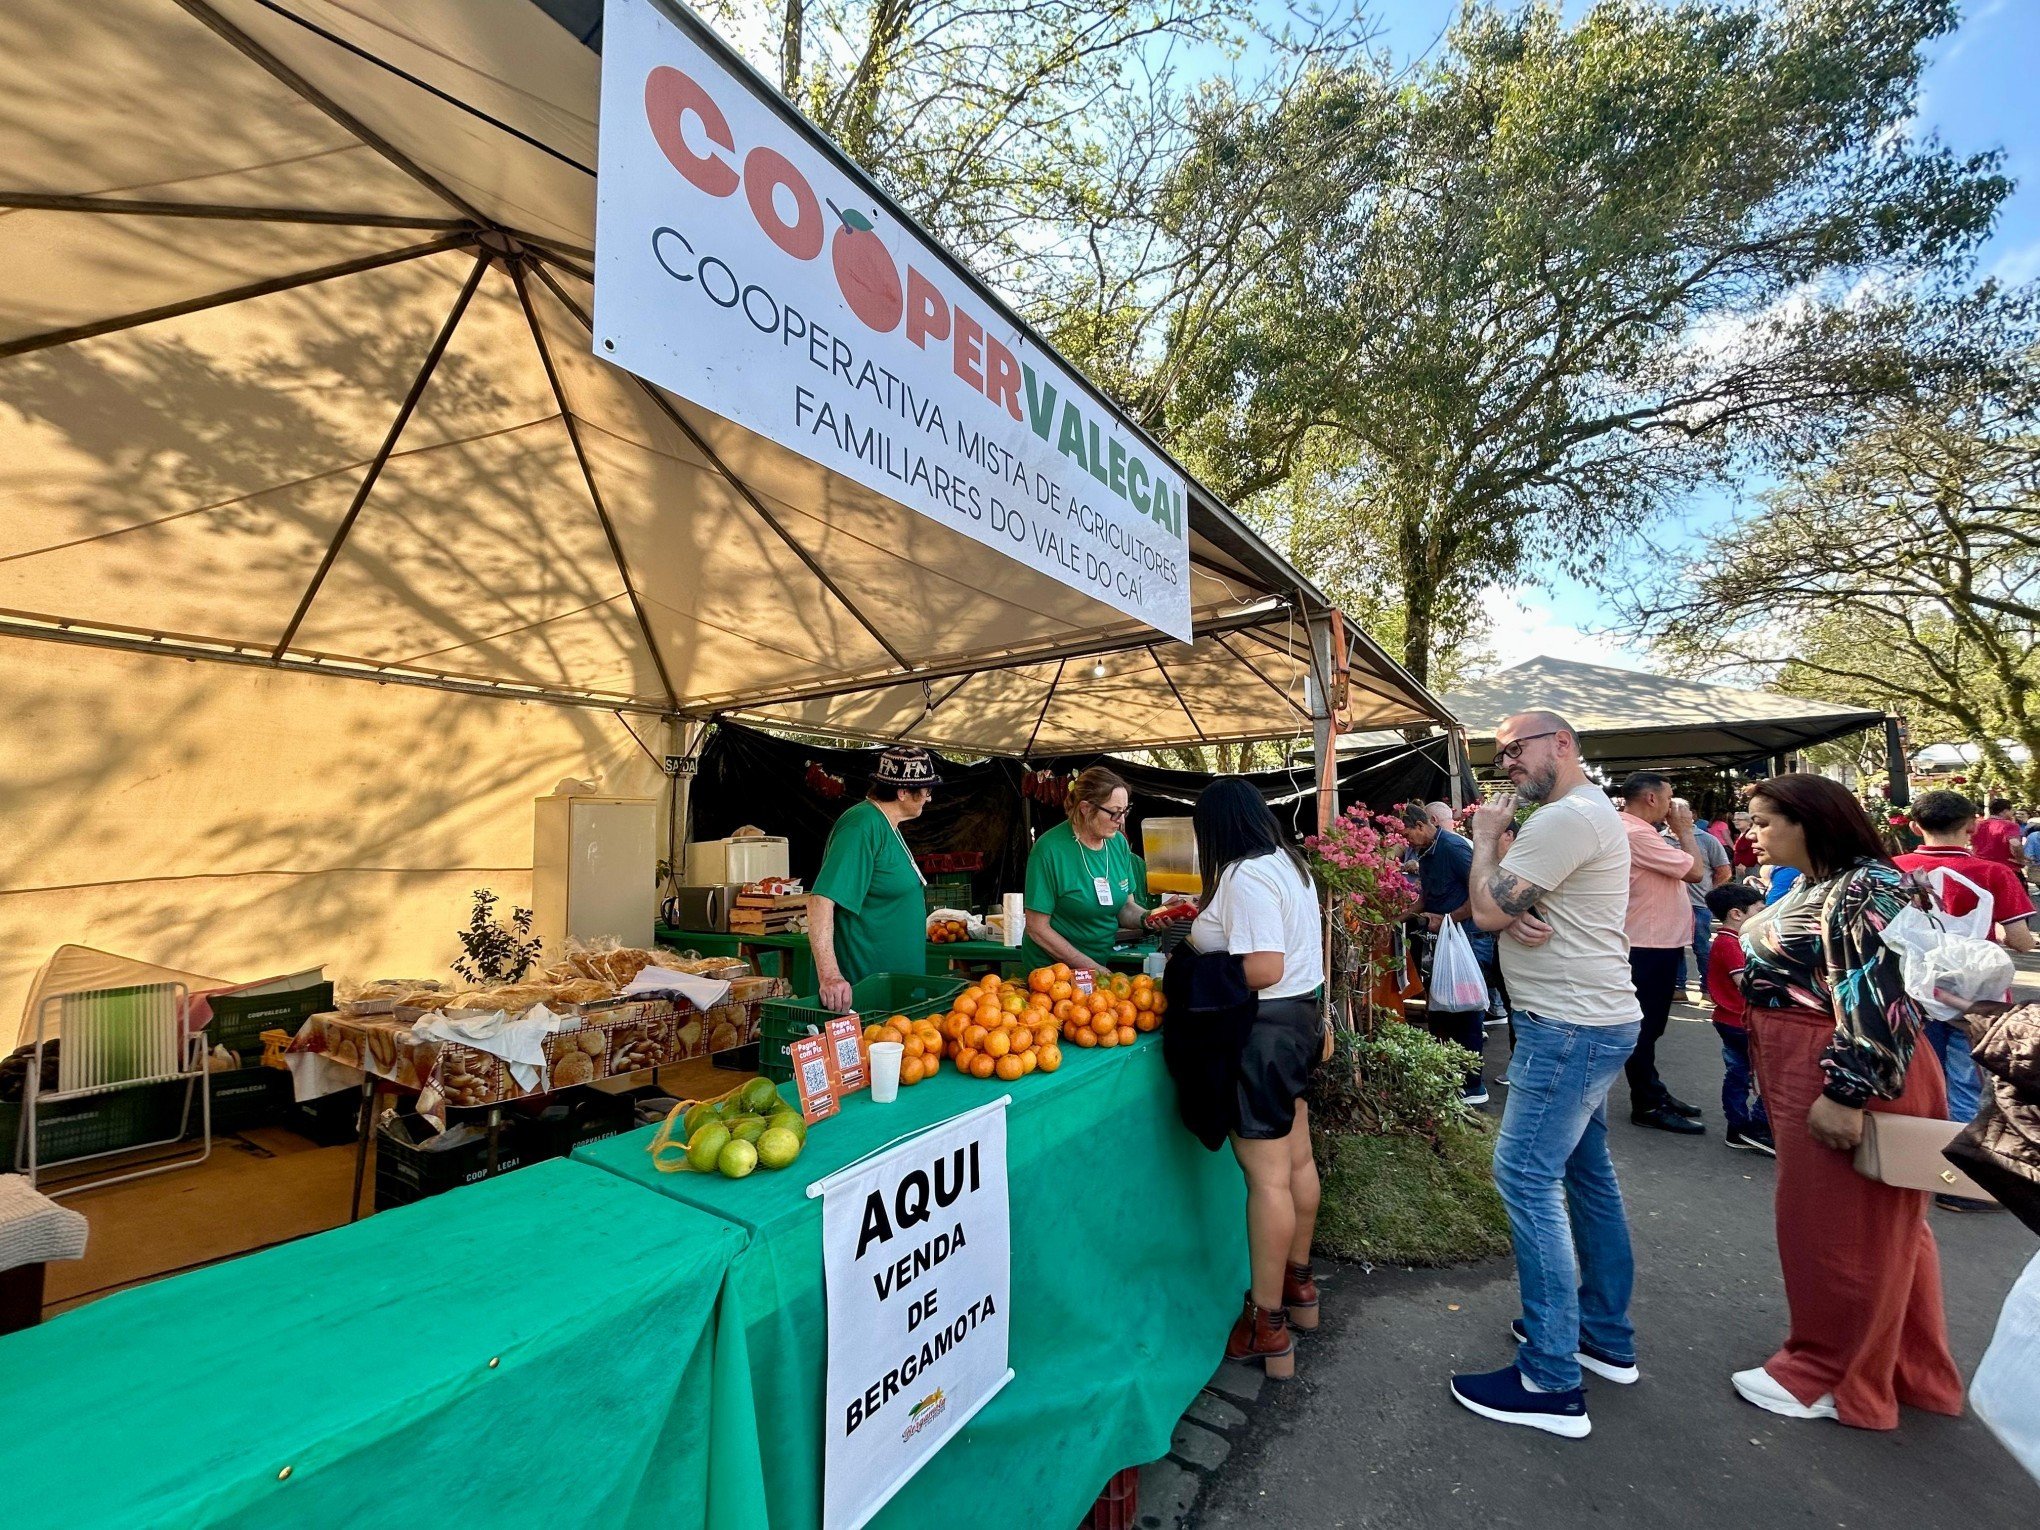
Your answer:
[1732,1367,1837,1420]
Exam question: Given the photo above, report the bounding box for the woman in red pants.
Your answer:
[1735,774,1964,1430]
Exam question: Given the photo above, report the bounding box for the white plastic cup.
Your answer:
[868,1041,904,1103]
[1001,893,1026,948]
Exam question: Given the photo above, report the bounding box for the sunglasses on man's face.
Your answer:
[1495,730,1558,763]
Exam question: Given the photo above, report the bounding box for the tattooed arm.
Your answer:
[1467,798,1546,934]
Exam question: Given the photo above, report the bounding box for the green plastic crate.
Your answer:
[209,1067,291,1133]
[206,981,334,1059]
[922,873,974,912]
[0,1080,192,1170]
[757,972,968,1083]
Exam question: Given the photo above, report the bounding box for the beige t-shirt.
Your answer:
[1497,786,1641,1027]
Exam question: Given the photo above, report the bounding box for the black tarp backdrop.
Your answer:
[689,722,1460,900]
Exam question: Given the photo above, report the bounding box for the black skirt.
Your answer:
[1235,995,1325,1140]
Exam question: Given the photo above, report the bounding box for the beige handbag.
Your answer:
[1854,1113,1995,1201]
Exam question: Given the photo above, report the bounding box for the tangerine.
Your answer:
[886,1014,909,1028]
[979,973,1003,992]
[1117,1024,1137,1045]
[1049,980,1073,1002]
[1096,1027,1119,1048]
[994,1054,1024,1082]
[901,1056,925,1086]
[954,1047,977,1073]
[1131,987,1154,1012]
[923,1052,941,1075]
[1136,1012,1159,1033]
[1011,1025,1034,1051]
[970,1054,996,1079]
[955,989,980,1012]
[1150,993,1168,1015]
[1018,1049,1037,1075]
[1051,962,1072,982]
[1001,993,1026,1015]
[1038,1044,1062,1072]
[1028,969,1053,994]
[903,1037,925,1059]
[983,1030,1012,1059]
[862,1023,887,1043]
[1074,1027,1098,1047]
[963,1023,988,1050]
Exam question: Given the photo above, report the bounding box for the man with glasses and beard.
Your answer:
[1450,711,1641,1438]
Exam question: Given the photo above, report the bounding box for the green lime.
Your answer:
[732,1115,767,1144]
[682,1101,720,1139]
[756,1126,802,1170]
[766,1110,808,1143]
[740,1078,782,1114]
[717,1138,759,1178]
[685,1123,730,1174]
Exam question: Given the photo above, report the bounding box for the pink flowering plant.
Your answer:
[1304,805,1420,924]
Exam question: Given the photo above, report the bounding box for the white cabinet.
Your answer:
[533,795,656,955]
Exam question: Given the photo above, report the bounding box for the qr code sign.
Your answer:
[801,1056,830,1096]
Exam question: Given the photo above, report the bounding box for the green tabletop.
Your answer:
[0,1160,756,1530]
[574,1036,1244,1530]
[658,925,1160,986]
[926,937,1161,974]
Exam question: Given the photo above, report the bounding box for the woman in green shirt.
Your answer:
[1020,766,1152,975]
[810,747,941,1010]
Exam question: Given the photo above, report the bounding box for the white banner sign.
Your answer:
[594,0,1193,639]
[811,1098,1013,1530]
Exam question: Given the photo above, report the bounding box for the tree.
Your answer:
[1123,0,2008,686]
[691,0,1258,296]
[1622,296,2040,797]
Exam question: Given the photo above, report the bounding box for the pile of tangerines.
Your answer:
[861,965,1169,1087]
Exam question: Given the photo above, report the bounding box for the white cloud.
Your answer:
[1467,586,1653,677]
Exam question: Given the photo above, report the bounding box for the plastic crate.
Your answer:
[0,1080,190,1170]
[518,1089,637,1162]
[209,1067,291,1133]
[759,972,968,1037]
[1080,1467,1138,1530]
[373,1112,527,1210]
[207,982,334,1059]
[922,873,974,912]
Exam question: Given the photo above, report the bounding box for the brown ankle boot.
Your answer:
[1224,1293,1295,1379]
[1283,1262,1319,1331]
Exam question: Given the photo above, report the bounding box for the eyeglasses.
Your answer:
[1094,805,1130,822]
[1495,730,1559,763]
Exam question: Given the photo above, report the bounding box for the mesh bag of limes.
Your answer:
[648,1075,810,1180]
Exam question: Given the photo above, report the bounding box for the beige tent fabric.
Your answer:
[0,0,1450,745]
[15,947,233,1050]
[0,641,665,1031]
[1446,656,1886,771]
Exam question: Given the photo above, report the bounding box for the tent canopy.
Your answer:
[0,0,1451,754]
[1445,657,1888,774]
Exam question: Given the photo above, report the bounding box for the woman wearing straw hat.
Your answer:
[810,746,942,1012]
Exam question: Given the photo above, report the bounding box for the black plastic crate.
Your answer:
[373,1113,527,1211]
[206,982,334,1060]
[518,1089,637,1162]
[209,1067,291,1134]
[0,1081,190,1171]
[284,1088,363,1146]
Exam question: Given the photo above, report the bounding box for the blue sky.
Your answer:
[1337,0,2039,672]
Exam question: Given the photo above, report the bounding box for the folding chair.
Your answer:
[21,982,211,1196]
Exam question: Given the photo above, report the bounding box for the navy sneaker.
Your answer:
[1450,1363,1591,1438]
[1511,1318,1639,1384]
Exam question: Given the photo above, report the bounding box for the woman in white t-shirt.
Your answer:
[1186,777,1327,1373]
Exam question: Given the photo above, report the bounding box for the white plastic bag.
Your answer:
[1882,868,2016,1020]
[1972,1250,2040,1486]
[1428,918,1489,1013]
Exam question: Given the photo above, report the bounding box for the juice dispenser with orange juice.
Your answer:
[1142,816,1201,897]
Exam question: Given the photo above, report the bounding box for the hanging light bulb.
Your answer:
[1091,657,1107,680]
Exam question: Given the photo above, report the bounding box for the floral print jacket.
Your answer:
[1740,858,1925,1106]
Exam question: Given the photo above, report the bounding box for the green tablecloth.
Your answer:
[573,1035,1244,1530]
[0,1160,755,1530]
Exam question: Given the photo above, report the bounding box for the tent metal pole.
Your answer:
[1447,727,1468,808]
[1238,625,1429,718]
[510,260,680,710]
[669,718,709,889]
[1024,662,1066,758]
[272,250,493,659]
[901,675,977,737]
[1146,646,1208,742]
[0,192,473,230]
[1214,634,1312,721]
[173,0,488,224]
[0,234,473,361]
[0,618,671,716]
[1885,717,1912,809]
[236,0,596,175]
[525,261,915,674]
[1307,612,1338,833]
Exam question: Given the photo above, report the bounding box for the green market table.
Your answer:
[0,1160,754,1530]
[656,926,1162,987]
[573,1033,1245,1530]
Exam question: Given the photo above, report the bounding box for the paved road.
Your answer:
[1190,977,2039,1528]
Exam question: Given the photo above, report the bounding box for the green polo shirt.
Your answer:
[811,800,925,985]
[1019,819,1139,970]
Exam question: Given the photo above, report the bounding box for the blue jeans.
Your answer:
[1712,1022,1768,1131]
[1492,1012,1641,1391]
[1926,1018,1983,1123]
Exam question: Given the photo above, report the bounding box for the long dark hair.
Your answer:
[1749,774,1891,880]
[1193,777,1306,904]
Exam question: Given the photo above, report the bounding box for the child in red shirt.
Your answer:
[1705,883,1770,1155]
